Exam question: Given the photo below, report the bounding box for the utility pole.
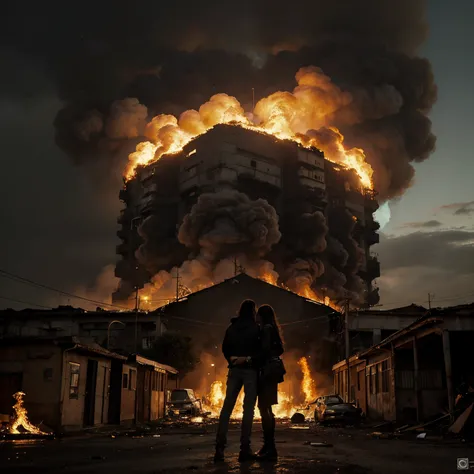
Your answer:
[252,88,255,110]
[344,297,351,403]
[173,268,181,302]
[134,287,140,353]
[233,256,238,276]
[428,293,434,310]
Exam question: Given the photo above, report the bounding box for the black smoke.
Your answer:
[3,0,436,199]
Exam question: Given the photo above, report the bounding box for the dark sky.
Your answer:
[0,0,472,310]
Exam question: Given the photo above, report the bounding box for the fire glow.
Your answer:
[201,356,317,420]
[9,392,45,435]
[125,66,374,189]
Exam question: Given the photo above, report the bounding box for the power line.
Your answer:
[0,269,128,310]
[0,295,54,310]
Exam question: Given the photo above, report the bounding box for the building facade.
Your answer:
[0,307,166,354]
[0,337,177,432]
[333,303,474,423]
[113,125,380,305]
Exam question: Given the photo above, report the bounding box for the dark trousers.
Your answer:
[258,402,276,447]
[216,367,258,450]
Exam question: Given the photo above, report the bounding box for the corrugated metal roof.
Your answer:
[132,354,178,374]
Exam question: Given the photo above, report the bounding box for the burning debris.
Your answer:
[1,392,53,440]
[10,392,45,435]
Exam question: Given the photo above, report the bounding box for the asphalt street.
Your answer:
[1,422,472,474]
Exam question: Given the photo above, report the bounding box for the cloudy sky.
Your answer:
[0,0,472,311]
[374,1,474,308]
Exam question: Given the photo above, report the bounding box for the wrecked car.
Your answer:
[312,394,363,425]
[167,389,203,417]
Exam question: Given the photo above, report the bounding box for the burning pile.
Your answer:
[201,356,317,420]
[9,392,45,435]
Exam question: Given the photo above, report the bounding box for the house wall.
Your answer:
[0,345,62,429]
[60,352,113,430]
[161,275,338,376]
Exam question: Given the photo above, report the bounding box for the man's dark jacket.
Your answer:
[222,316,260,368]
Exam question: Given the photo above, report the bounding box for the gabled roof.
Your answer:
[153,272,334,314]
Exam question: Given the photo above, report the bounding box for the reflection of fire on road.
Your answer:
[200,356,317,420]
[9,392,45,435]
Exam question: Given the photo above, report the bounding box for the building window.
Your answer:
[357,370,363,391]
[129,369,137,391]
[142,337,154,350]
[69,363,80,399]
[123,372,129,389]
[250,160,257,168]
[43,368,53,382]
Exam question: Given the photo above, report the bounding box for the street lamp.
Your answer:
[107,320,125,350]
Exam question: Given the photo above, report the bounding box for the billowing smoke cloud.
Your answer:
[3,0,436,199]
[2,0,435,312]
[135,190,282,302]
[178,190,282,261]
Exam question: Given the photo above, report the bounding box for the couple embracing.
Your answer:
[214,299,285,463]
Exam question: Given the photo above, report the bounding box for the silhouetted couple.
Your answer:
[214,299,285,463]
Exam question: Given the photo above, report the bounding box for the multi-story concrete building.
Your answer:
[113,125,380,305]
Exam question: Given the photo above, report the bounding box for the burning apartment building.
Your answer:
[113,123,380,308]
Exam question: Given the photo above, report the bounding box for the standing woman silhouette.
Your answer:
[255,304,284,461]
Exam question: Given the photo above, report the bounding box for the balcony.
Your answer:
[116,243,129,256]
[119,188,128,202]
[365,229,380,245]
[367,256,381,279]
[117,228,130,240]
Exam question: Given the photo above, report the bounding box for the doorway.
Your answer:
[83,360,98,426]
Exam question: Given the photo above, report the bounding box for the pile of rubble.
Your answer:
[369,390,474,443]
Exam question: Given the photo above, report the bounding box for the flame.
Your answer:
[10,392,45,435]
[297,357,317,404]
[200,357,320,420]
[124,67,373,189]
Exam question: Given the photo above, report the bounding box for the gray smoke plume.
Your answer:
[179,189,281,262]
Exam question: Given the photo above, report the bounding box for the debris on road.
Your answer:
[306,441,333,447]
[291,413,306,423]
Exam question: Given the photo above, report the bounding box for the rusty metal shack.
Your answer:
[128,354,178,423]
[0,337,177,432]
[333,303,474,423]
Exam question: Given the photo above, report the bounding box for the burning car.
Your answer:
[167,389,203,417]
[312,395,363,425]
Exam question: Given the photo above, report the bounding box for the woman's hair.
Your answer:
[238,299,256,320]
[257,304,283,343]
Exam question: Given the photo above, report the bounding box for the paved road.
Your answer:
[1,422,471,474]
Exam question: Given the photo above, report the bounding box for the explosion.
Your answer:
[124,67,373,189]
[9,392,45,435]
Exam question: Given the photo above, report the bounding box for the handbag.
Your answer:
[262,356,286,384]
